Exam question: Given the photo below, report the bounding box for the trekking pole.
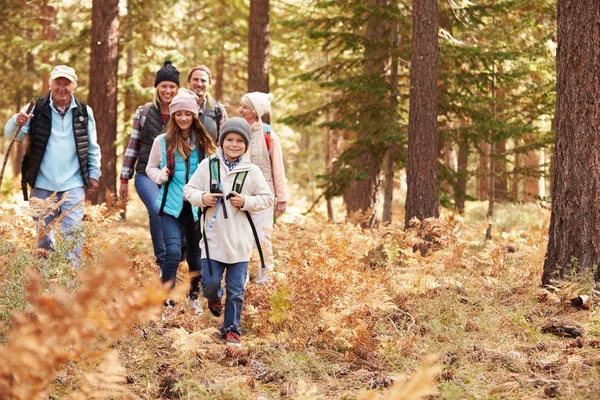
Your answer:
[0,99,36,189]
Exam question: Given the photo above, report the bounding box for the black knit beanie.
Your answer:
[154,60,180,87]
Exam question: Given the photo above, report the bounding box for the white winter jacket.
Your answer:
[184,148,274,264]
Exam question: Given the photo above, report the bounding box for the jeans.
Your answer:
[161,201,202,299]
[201,259,248,336]
[134,173,165,267]
[31,187,85,265]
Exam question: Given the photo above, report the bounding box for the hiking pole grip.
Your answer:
[0,98,36,190]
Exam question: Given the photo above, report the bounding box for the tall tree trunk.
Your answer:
[39,0,57,95]
[214,52,225,101]
[343,0,390,229]
[478,143,490,201]
[404,0,439,228]
[494,139,507,202]
[248,0,270,94]
[523,141,540,201]
[87,0,119,204]
[383,20,399,225]
[543,1,600,283]
[512,138,520,201]
[455,137,468,213]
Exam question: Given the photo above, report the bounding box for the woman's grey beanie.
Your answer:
[219,117,251,151]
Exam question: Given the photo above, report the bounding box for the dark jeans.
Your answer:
[201,259,248,336]
[134,173,165,268]
[160,201,202,299]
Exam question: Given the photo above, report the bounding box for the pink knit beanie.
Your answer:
[187,64,213,83]
[169,89,200,115]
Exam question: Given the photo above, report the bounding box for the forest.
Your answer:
[2,0,600,399]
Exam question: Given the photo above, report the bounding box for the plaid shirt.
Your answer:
[120,106,144,181]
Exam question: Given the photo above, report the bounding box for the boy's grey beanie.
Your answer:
[219,117,251,151]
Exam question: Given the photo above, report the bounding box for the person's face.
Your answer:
[238,103,257,124]
[222,133,246,159]
[157,81,178,104]
[188,70,211,99]
[174,111,193,133]
[51,77,75,106]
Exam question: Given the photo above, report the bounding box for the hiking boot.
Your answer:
[208,300,224,317]
[254,268,272,285]
[161,300,175,321]
[188,298,203,315]
[224,331,241,347]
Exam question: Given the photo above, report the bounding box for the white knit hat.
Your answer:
[241,92,274,118]
[169,88,199,115]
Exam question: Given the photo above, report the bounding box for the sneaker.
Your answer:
[208,300,224,317]
[188,298,203,315]
[224,331,241,347]
[254,268,272,285]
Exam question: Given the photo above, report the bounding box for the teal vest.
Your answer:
[154,134,202,219]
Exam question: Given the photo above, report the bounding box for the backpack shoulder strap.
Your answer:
[263,124,272,152]
[140,102,153,129]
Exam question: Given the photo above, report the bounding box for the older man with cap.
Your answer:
[4,65,101,266]
[187,64,228,143]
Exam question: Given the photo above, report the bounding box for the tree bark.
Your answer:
[39,0,57,95]
[87,0,119,204]
[404,0,439,228]
[543,0,600,283]
[383,20,399,225]
[455,137,468,213]
[248,0,270,94]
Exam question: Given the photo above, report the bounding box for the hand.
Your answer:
[87,178,99,195]
[276,201,286,217]
[15,111,33,127]
[119,181,129,201]
[202,192,223,207]
[228,191,245,208]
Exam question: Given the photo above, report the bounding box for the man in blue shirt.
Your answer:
[4,65,102,265]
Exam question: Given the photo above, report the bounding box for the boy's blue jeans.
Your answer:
[160,201,202,299]
[31,187,85,265]
[201,259,248,336]
[134,173,165,268]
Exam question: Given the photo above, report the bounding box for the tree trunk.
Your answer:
[543,0,600,283]
[455,137,468,213]
[87,0,119,204]
[494,139,507,202]
[39,0,58,95]
[404,0,439,228]
[383,20,399,225]
[523,142,540,201]
[478,143,489,201]
[248,0,270,94]
[512,138,520,201]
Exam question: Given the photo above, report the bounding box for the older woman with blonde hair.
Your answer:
[238,92,288,284]
[119,60,180,271]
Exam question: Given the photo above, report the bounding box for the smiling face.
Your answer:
[51,77,75,108]
[222,132,247,160]
[157,81,178,105]
[238,103,258,124]
[174,111,193,135]
[188,70,211,101]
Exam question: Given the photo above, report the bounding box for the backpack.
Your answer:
[139,102,154,129]
[264,124,272,152]
[202,154,265,277]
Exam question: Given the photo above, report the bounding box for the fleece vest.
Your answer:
[136,103,169,175]
[154,134,203,219]
[249,123,274,196]
[26,93,89,189]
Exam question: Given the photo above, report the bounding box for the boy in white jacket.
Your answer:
[184,117,273,347]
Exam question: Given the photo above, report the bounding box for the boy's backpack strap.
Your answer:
[263,124,271,152]
[244,211,266,270]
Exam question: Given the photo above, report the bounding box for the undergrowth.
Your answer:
[0,199,599,399]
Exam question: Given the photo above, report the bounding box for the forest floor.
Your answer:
[1,193,600,400]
